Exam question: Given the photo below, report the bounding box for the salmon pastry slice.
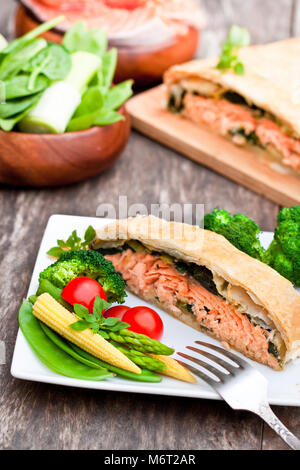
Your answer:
[164,39,300,175]
[91,216,300,370]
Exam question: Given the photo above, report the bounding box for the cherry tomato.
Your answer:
[104,0,147,10]
[62,277,107,313]
[103,305,131,319]
[122,306,163,340]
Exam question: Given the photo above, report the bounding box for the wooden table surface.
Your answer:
[1,0,300,450]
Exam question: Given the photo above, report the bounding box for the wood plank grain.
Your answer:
[262,405,300,450]
[0,0,296,451]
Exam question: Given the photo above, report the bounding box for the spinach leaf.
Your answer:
[101,48,118,90]
[0,94,41,131]
[73,86,104,118]
[0,16,64,57]
[67,109,124,132]
[0,93,41,118]
[22,44,72,90]
[63,21,108,57]
[94,110,124,126]
[4,74,49,99]
[0,39,47,80]
[102,80,133,111]
[66,112,96,132]
[66,80,131,132]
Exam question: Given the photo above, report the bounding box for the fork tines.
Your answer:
[177,341,246,385]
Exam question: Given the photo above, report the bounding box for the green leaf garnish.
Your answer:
[46,225,96,257]
[70,295,130,334]
[217,25,250,75]
[46,246,64,258]
[73,303,90,319]
[70,320,91,331]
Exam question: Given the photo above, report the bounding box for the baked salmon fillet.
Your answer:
[91,216,300,370]
[164,39,300,175]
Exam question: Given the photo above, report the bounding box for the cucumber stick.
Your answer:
[0,34,8,52]
[19,51,101,134]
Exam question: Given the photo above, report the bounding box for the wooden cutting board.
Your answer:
[127,85,300,207]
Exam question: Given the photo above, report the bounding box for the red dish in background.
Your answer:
[15,0,204,86]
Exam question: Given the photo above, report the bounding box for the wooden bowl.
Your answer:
[0,104,130,187]
[14,5,200,86]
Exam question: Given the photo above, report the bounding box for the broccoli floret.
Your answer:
[277,205,300,225]
[204,209,231,232]
[204,209,264,260]
[39,250,127,303]
[263,206,300,286]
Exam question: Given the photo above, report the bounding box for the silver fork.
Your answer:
[177,341,300,450]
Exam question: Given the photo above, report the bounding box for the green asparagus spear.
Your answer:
[69,343,162,383]
[69,295,175,356]
[108,330,174,356]
[110,341,166,372]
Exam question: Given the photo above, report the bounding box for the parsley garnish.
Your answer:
[217,25,250,75]
[47,225,96,257]
[70,295,130,339]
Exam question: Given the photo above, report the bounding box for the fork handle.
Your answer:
[257,403,300,450]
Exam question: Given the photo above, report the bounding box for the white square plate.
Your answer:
[11,215,300,406]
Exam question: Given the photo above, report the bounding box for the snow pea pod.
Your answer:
[70,343,162,383]
[40,319,161,382]
[19,300,112,381]
[36,279,72,310]
[39,321,111,372]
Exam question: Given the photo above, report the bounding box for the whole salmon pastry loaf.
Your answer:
[91,216,300,370]
[164,39,300,174]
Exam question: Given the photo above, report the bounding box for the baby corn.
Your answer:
[149,354,197,383]
[33,293,141,374]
